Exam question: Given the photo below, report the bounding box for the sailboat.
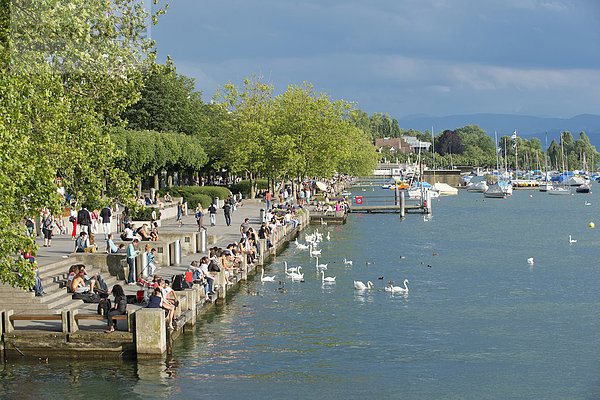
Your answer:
[548,135,570,195]
[484,131,512,198]
[539,132,552,192]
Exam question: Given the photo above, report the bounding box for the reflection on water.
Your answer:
[2,189,600,399]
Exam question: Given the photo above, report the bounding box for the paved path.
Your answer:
[33,199,267,274]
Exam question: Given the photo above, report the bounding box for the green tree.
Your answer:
[0,0,167,288]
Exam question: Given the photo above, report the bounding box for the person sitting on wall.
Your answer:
[136,224,151,241]
[121,224,134,241]
[164,191,173,203]
[147,287,174,330]
[106,233,118,254]
[74,231,96,253]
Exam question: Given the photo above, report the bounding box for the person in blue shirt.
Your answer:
[126,238,139,284]
[106,233,118,254]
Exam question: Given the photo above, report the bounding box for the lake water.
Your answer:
[2,188,600,399]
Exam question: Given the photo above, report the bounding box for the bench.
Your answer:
[70,310,133,332]
[2,310,68,333]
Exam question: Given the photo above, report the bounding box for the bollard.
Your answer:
[260,208,265,223]
[68,309,79,333]
[196,229,207,253]
[395,188,400,206]
[400,191,405,218]
[138,250,149,277]
[169,240,181,265]
[184,202,188,216]
[216,270,226,300]
[426,190,432,214]
[215,196,220,208]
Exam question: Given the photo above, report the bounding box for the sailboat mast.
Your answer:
[432,126,436,182]
[544,131,548,181]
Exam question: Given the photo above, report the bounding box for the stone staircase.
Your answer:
[0,257,122,315]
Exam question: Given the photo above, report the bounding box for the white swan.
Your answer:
[585,201,592,206]
[285,261,301,274]
[569,235,577,244]
[315,256,328,270]
[343,258,353,266]
[385,279,409,293]
[326,232,331,241]
[354,280,374,290]
[286,270,304,280]
[309,244,321,257]
[527,257,534,265]
[295,239,309,250]
[321,270,336,283]
[320,218,327,225]
[260,269,276,282]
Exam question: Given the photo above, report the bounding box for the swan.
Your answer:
[321,270,336,283]
[320,218,327,226]
[354,280,374,290]
[287,270,304,280]
[260,269,276,282]
[585,201,592,206]
[284,261,300,274]
[309,244,321,257]
[343,258,353,266]
[315,257,328,270]
[569,235,577,244]
[326,232,331,241]
[527,257,534,265]
[385,279,409,293]
[295,239,309,250]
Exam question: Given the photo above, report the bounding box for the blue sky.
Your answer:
[152,0,600,118]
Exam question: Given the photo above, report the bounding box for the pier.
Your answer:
[349,191,432,215]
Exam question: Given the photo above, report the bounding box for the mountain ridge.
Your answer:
[396,113,600,146]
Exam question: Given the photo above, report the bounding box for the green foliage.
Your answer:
[159,186,231,203]
[229,179,268,195]
[131,206,155,221]
[187,194,213,208]
[0,0,168,288]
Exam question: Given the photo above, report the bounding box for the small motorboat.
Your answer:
[576,183,591,193]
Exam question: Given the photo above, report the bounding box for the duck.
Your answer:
[354,280,374,290]
[260,269,276,282]
[569,235,577,244]
[385,279,409,293]
[321,270,336,283]
[527,258,534,265]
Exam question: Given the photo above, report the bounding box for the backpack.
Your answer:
[208,260,221,272]
[171,274,191,291]
[97,298,112,315]
[72,291,101,303]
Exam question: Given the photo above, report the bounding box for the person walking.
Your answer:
[126,238,140,284]
[100,205,112,239]
[208,202,217,226]
[69,205,77,240]
[176,201,183,227]
[240,218,250,239]
[42,210,54,247]
[223,202,231,226]
[195,203,206,231]
[77,206,91,235]
[265,190,272,210]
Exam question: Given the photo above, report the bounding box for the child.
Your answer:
[144,248,157,277]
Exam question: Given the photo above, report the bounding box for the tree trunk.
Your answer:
[168,172,173,188]
[249,172,256,199]
[154,173,159,191]
[137,181,142,197]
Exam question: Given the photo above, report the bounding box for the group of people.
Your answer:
[200,194,240,228]
[146,276,179,330]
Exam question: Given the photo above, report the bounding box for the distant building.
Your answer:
[374,137,413,153]
[403,136,431,153]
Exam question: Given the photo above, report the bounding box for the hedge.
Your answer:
[229,179,268,195]
[159,186,231,203]
[131,206,155,221]
[187,193,212,208]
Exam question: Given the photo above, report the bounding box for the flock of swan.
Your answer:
[259,229,409,293]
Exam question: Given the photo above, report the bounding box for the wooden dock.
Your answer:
[348,191,431,215]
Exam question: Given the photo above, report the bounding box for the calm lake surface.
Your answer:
[2,188,600,399]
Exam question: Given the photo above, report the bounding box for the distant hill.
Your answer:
[396,113,600,147]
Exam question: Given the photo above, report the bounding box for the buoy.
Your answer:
[590,222,595,228]
[529,194,533,197]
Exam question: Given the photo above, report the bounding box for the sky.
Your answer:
[151,0,600,119]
